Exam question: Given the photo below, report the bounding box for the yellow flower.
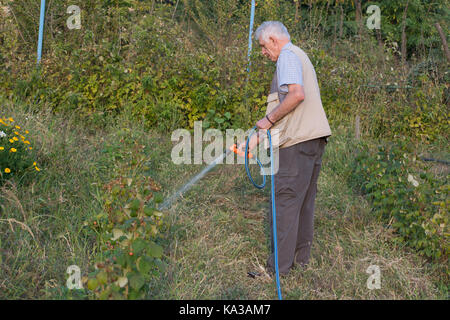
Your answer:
[10,148,17,152]
[14,131,19,135]
[8,117,13,122]
[33,162,37,166]
[28,147,33,150]
[13,136,18,141]
[5,168,11,173]
[24,140,30,145]
[9,139,14,143]
[15,125,20,129]
[0,147,4,150]
[25,130,29,134]
[35,167,40,172]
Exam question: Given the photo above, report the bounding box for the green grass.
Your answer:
[0,100,447,299]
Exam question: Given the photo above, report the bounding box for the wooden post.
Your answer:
[376,28,383,48]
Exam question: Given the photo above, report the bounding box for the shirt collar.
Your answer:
[281,41,293,51]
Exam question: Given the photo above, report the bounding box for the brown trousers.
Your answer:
[267,136,327,274]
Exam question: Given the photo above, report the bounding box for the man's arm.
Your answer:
[256,83,305,130]
[267,84,304,123]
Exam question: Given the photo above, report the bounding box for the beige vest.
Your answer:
[265,44,332,149]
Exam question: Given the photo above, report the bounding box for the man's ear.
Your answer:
[268,36,276,47]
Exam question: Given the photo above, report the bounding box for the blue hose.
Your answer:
[245,126,282,300]
[246,0,256,73]
[37,0,46,64]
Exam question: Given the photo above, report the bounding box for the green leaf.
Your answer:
[143,206,155,217]
[116,252,127,267]
[87,278,98,291]
[148,242,163,258]
[154,259,167,272]
[128,273,145,291]
[138,256,153,275]
[96,271,108,285]
[130,198,141,213]
[132,238,147,255]
[153,193,164,204]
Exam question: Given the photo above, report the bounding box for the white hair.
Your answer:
[254,21,291,42]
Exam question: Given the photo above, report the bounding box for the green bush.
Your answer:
[350,140,449,261]
[363,76,449,143]
[84,142,167,299]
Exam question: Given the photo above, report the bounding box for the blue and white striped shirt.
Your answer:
[276,42,304,94]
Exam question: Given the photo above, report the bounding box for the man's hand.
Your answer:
[256,116,273,130]
[237,133,259,155]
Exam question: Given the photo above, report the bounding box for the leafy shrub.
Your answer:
[84,142,167,300]
[366,76,449,143]
[350,140,449,261]
[0,116,40,184]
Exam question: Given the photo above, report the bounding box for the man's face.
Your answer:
[259,36,280,62]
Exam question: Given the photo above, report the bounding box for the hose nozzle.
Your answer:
[230,144,253,159]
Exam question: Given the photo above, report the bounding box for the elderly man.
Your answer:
[240,21,332,275]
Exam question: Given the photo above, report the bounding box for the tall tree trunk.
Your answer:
[172,0,180,20]
[295,0,300,23]
[339,4,344,38]
[434,22,450,63]
[354,0,363,37]
[150,0,155,14]
[332,8,337,54]
[401,1,410,66]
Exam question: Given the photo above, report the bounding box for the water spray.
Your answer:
[159,126,282,300]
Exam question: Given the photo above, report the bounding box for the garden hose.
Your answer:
[241,126,282,300]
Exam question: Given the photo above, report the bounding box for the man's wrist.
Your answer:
[266,114,275,126]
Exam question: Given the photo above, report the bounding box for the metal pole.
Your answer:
[37,0,46,64]
[246,0,256,73]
